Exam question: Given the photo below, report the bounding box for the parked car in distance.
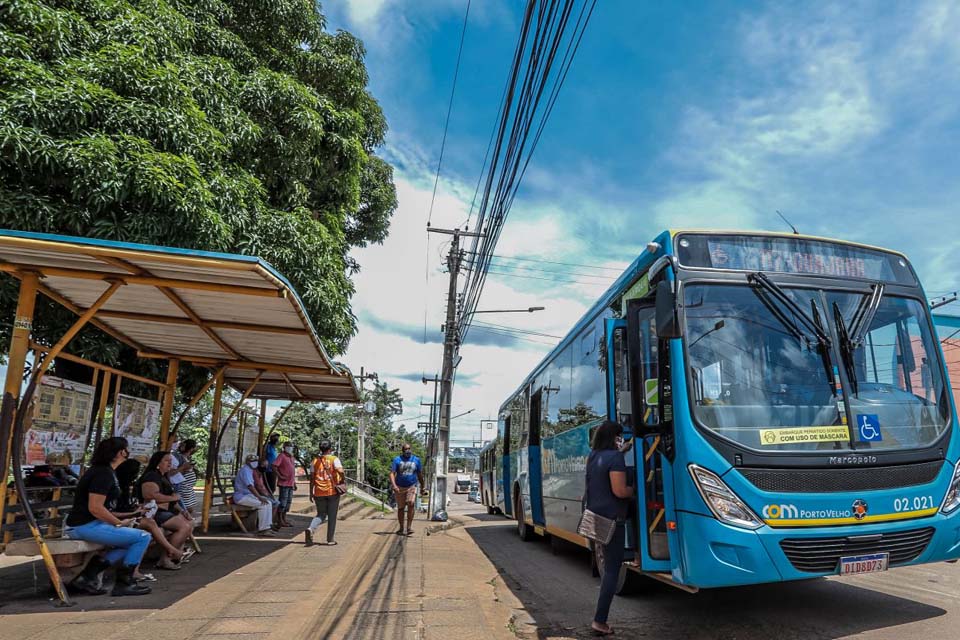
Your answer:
[468,488,480,503]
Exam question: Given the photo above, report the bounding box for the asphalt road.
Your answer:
[448,495,960,640]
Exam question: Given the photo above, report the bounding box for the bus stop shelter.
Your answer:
[0,229,359,604]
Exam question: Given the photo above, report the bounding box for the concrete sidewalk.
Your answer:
[0,499,534,639]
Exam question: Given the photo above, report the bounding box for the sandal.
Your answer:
[156,557,182,571]
[591,623,615,636]
[135,572,157,582]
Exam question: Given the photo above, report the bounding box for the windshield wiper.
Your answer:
[833,302,858,396]
[747,272,831,348]
[848,282,884,348]
[748,272,843,414]
[833,283,884,398]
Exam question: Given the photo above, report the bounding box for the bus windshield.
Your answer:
[684,283,950,453]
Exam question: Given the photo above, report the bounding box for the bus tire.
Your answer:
[486,506,495,515]
[515,493,534,541]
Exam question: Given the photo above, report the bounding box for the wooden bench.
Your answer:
[3,486,199,587]
[4,537,105,583]
[2,486,106,584]
[208,493,258,533]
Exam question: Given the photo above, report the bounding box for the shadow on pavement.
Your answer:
[0,512,313,615]
[465,519,947,640]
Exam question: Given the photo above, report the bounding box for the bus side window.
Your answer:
[612,326,633,428]
[639,312,660,427]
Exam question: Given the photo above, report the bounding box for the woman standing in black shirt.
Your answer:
[64,437,152,596]
[585,421,634,636]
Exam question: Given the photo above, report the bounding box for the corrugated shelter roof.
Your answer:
[0,229,359,403]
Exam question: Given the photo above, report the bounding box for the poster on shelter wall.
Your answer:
[25,376,96,466]
[218,418,240,474]
[114,394,160,463]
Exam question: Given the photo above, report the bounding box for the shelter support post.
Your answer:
[159,358,179,448]
[217,371,264,440]
[78,368,101,473]
[94,371,112,449]
[201,370,224,533]
[257,399,267,452]
[9,278,119,606]
[0,272,38,547]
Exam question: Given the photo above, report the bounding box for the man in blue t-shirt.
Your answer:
[262,433,280,493]
[389,443,424,536]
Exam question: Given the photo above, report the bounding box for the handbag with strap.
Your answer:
[576,453,617,545]
[321,456,347,495]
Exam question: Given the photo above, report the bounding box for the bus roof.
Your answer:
[668,229,909,260]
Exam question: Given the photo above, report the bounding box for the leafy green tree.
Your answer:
[0,0,397,395]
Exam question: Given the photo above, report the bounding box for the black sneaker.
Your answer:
[305,528,313,546]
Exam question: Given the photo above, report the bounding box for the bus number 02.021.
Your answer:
[893,496,935,512]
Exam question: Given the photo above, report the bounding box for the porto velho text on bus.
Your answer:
[480,230,959,592]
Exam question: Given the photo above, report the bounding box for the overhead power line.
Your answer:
[458,0,600,343]
[427,0,472,227]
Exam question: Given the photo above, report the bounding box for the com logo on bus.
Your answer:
[762,504,799,519]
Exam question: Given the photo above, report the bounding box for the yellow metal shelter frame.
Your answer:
[0,229,359,606]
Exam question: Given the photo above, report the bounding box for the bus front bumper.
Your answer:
[673,510,960,589]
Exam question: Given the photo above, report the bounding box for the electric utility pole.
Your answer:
[355,367,377,484]
[426,226,483,516]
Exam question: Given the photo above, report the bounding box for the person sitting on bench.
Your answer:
[115,458,184,579]
[137,451,194,570]
[234,454,275,536]
[63,437,152,596]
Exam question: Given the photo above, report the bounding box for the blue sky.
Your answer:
[327,1,960,445]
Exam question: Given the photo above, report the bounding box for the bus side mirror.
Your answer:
[656,280,681,338]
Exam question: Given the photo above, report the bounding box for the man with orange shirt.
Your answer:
[306,440,344,546]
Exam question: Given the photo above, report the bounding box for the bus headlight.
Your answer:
[940,462,960,515]
[689,464,763,530]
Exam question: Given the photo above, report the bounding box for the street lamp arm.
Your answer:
[464,306,545,318]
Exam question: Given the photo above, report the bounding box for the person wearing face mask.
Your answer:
[262,432,281,493]
[232,454,275,536]
[273,441,297,528]
[63,437,152,596]
[389,443,425,536]
[307,440,344,546]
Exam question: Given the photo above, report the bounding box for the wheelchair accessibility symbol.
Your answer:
[857,414,882,442]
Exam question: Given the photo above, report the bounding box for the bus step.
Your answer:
[640,570,699,594]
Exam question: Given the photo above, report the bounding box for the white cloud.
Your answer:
[341,0,390,26]
[343,150,631,444]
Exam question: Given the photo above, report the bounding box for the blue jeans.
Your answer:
[67,520,151,567]
[594,523,626,625]
[279,486,294,512]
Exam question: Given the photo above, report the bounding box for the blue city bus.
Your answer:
[483,230,960,592]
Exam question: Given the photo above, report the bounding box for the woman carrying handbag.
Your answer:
[307,440,346,546]
[579,420,634,636]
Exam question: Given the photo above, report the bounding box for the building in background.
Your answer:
[934,313,960,409]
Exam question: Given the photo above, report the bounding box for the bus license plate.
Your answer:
[839,553,888,576]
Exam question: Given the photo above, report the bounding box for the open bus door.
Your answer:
[606,305,672,576]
